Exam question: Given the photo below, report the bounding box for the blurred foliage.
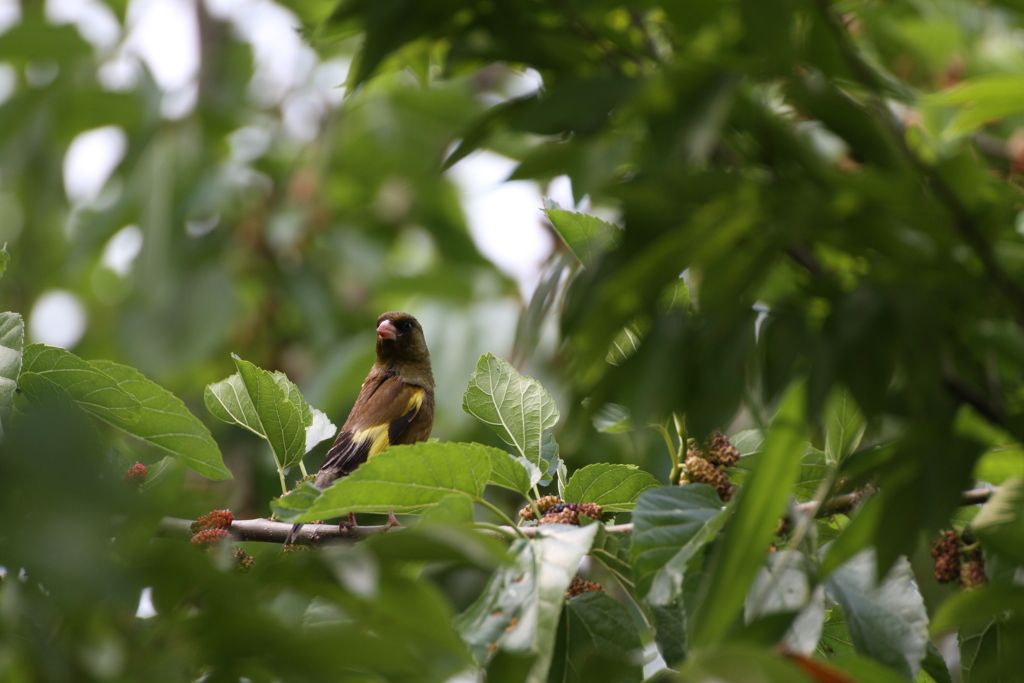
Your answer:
[8,0,1024,679]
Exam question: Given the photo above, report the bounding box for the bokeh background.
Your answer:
[0,0,642,521]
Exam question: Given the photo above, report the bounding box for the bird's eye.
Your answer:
[401,321,412,331]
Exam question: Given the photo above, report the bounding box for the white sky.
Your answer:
[15,0,576,347]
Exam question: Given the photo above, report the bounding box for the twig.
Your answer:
[156,487,996,545]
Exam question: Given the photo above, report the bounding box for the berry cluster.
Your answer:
[123,463,147,486]
[566,576,604,598]
[191,529,230,547]
[680,431,739,501]
[191,510,234,533]
[930,529,986,590]
[233,547,255,573]
[930,530,961,583]
[519,495,562,520]
[520,497,604,525]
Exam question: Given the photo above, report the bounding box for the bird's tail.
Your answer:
[283,523,304,546]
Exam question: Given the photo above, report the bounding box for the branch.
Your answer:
[157,487,995,545]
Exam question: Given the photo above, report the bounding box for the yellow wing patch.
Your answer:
[351,387,424,459]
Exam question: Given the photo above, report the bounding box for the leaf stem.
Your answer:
[473,522,520,541]
[652,422,679,485]
[476,497,527,538]
[298,460,309,478]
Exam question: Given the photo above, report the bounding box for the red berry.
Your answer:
[123,463,147,486]
[191,529,230,547]
[191,510,234,533]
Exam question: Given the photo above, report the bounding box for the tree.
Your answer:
[3,0,1024,681]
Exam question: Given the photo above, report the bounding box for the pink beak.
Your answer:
[377,320,398,341]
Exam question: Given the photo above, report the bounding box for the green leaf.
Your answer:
[0,244,9,280]
[689,383,807,647]
[463,353,559,470]
[21,344,141,426]
[921,640,954,683]
[272,441,493,522]
[630,485,728,604]
[926,75,1024,137]
[957,617,1024,683]
[823,550,929,680]
[930,584,1024,634]
[204,356,310,469]
[816,606,857,659]
[592,403,633,433]
[547,591,643,683]
[674,643,813,682]
[970,477,1024,564]
[0,312,24,427]
[489,448,542,496]
[824,386,865,466]
[89,360,230,480]
[562,463,659,512]
[456,524,599,683]
[588,526,633,593]
[364,523,511,569]
[744,550,825,654]
[544,209,619,268]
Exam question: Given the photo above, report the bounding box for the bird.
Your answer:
[284,311,434,545]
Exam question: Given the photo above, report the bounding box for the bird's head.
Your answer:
[375,312,431,372]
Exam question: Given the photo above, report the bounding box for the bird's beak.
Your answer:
[377,320,398,341]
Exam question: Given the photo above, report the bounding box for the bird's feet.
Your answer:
[383,510,401,531]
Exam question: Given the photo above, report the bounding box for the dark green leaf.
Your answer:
[971,477,1024,564]
[630,485,727,604]
[547,591,643,683]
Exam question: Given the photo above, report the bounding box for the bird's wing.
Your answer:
[313,374,425,487]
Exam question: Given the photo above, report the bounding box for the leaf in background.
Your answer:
[592,403,633,433]
[929,584,1024,634]
[463,353,559,470]
[21,344,140,426]
[272,441,493,522]
[925,75,1024,137]
[689,384,807,647]
[544,209,619,267]
[90,360,231,480]
[455,524,599,683]
[547,591,643,683]
[744,550,825,655]
[823,549,928,679]
[606,323,644,366]
[630,485,727,604]
[489,448,542,496]
[0,312,24,428]
[562,463,660,512]
[970,477,1024,564]
[0,243,8,279]
[824,386,865,466]
[364,523,511,569]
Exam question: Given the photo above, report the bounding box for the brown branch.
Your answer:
[157,487,995,545]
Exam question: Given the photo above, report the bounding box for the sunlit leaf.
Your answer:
[0,312,24,427]
[273,441,493,522]
[630,485,727,604]
[463,353,559,470]
[562,463,659,512]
